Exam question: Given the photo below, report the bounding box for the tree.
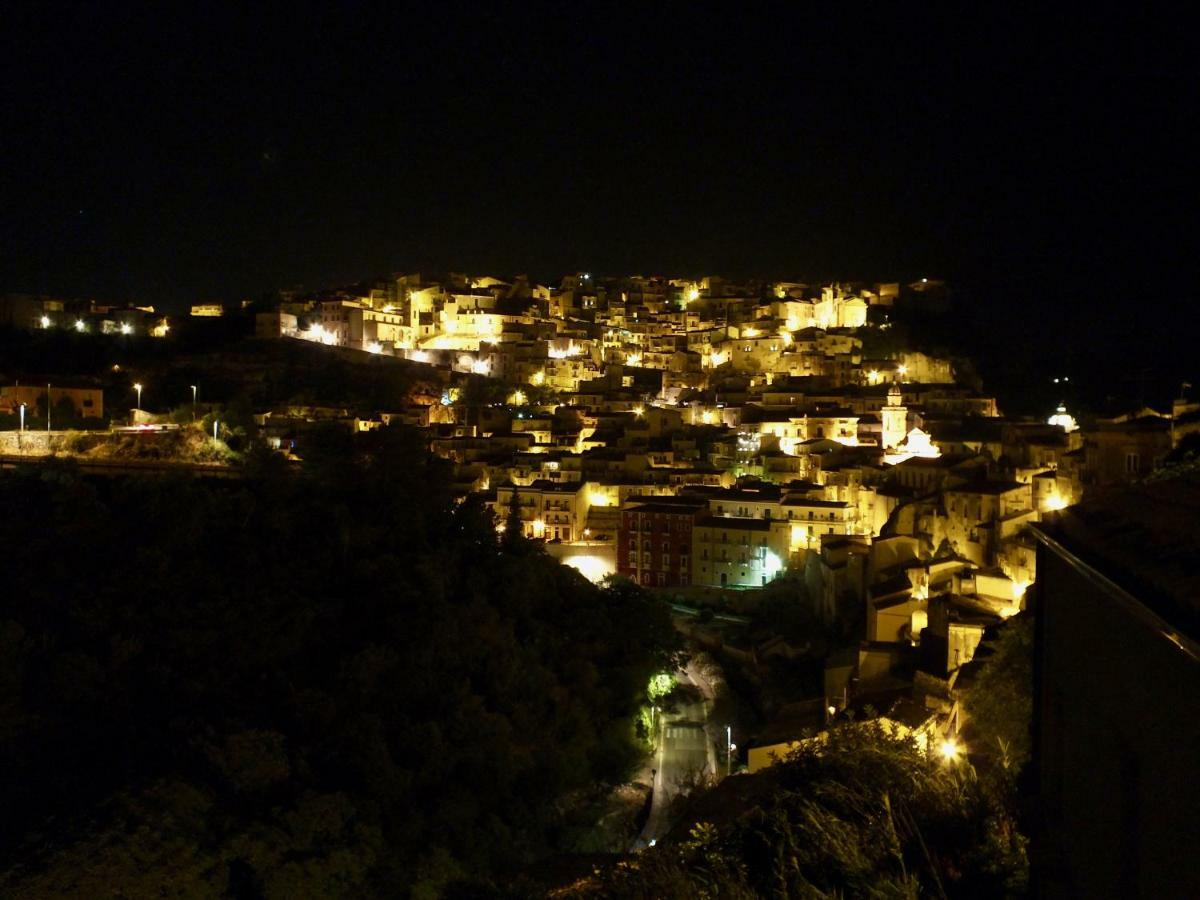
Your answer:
[501,486,528,554]
[963,614,1034,771]
[583,720,1028,898]
[0,440,678,893]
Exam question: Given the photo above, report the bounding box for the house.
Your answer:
[618,498,708,587]
[0,383,104,421]
[691,516,790,588]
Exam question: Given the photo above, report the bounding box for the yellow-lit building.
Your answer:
[494,480,590,542]
[691,518,790,588]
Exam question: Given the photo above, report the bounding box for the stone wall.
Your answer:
[0,431,68,455]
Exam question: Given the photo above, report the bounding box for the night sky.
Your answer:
[1,6,1193,381]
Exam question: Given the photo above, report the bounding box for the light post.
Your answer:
[212,419,219,442]
[134,382,143,412]
[190,384,197,422]
[19,403,25,432]
[46,383,51,432]
[938,736,962,765]
[726,725,733,777]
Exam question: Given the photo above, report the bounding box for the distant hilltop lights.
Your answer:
[25,307,164,337]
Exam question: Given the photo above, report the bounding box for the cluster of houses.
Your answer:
[9,274,1198,735]
[244,274,1200,690]
[0,293,172,337]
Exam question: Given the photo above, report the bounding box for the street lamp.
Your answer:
[726,725,733,777]
[19,403,25,432]
[938,737,962,764]
[190,384,197,422]
[46,383,51,432]
[134,382,143,411]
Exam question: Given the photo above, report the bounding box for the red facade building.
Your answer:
[618,498,708,588]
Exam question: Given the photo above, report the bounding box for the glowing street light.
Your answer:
[19,402,25,431]
[896,364,908,379]
[133,382,143,411]
[726,725,733,777]
[120,322,132,335]
[74,319,86,332]
[40,315,51,328]
[190,384,197,422]
[938,737,962,763]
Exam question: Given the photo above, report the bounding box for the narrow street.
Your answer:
[632,664,719,850]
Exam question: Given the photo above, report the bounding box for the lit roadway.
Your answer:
[633,660,719,850]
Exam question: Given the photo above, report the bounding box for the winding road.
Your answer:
[633,661,720,849]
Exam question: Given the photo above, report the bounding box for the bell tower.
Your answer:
[881,382,907,450]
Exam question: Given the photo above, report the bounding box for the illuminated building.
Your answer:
[493,480,590,542]
[618,498,707,587]
[692,517,789,589]
[189,304,225,317]
[880,383,907,450]
[0,383,104,420]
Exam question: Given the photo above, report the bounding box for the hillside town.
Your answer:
[3,273,1198,773]
[4,272,1200,896]
[254,271,1197,768]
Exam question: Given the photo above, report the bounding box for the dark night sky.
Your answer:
[1,5,1194,380]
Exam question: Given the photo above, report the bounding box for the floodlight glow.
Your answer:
[938,738,962,762]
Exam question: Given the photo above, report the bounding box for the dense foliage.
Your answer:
[583,722,1028,899]
[963,615,1034,772]
[0,426,679,896]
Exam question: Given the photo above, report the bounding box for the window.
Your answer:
[1125,452,1140,474]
